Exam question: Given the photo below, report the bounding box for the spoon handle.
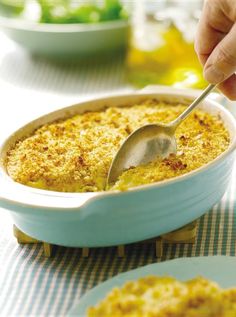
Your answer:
[171,83,216,128]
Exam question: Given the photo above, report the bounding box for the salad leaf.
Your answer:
[66,5,102,24]
[101,0,123,20]
[37,0,128,24]
[38,0,70,24]
[0,0,25,15]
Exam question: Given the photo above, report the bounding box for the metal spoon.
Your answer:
[107,84,215,186]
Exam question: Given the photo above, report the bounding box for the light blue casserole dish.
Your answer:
[0,89,236,247]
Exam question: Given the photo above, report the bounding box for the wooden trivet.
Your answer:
[13,220,197,258]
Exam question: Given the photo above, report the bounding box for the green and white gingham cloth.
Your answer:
[0,32,236,317]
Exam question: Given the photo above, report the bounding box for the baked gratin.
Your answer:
[87,276,236,317]
[6,100,229,192]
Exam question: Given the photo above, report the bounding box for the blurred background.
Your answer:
[0,0,206,89]
[0,0,235,131]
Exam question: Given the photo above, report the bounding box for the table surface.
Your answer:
[0,32,236,317]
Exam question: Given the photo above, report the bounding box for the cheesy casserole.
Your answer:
[6,100,229,192]
[87,276,236,317]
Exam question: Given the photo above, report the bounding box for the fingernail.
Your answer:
[204,65,225,83]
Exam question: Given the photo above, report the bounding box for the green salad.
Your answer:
[0,0,128,23]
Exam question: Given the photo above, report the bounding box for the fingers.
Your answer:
[195,0,232,62]
[217,74,236,100]
[203,23,236,83]
[194,0,236,99]
[197,53,210,67]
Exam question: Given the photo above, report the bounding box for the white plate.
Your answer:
[67,256,236,316]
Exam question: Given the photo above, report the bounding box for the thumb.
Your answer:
[204,23,236,84]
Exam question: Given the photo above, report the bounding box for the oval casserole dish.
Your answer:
[0,88,236,247]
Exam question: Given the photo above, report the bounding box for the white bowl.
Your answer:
[0,15,130,57]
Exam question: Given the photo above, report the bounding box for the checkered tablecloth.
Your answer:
[0,32,236,317]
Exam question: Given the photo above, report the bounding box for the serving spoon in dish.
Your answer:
[107,84,216,186]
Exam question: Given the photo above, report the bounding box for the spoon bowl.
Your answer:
[107,124,177,185]
[107,84,216,186]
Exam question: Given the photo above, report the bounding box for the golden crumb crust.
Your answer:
[87,276,236,317]
[6,100,230,192]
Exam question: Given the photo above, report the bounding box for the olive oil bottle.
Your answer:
[126,2,206,89]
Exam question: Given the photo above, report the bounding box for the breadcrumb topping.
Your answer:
[6,100,230,192]
[87,276,236,317]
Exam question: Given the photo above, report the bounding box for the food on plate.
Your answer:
[6,99,229,192]
[87,276,236,317]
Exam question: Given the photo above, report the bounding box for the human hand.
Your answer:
[195,0,236,99]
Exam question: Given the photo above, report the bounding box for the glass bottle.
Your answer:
[126,0,206,89]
